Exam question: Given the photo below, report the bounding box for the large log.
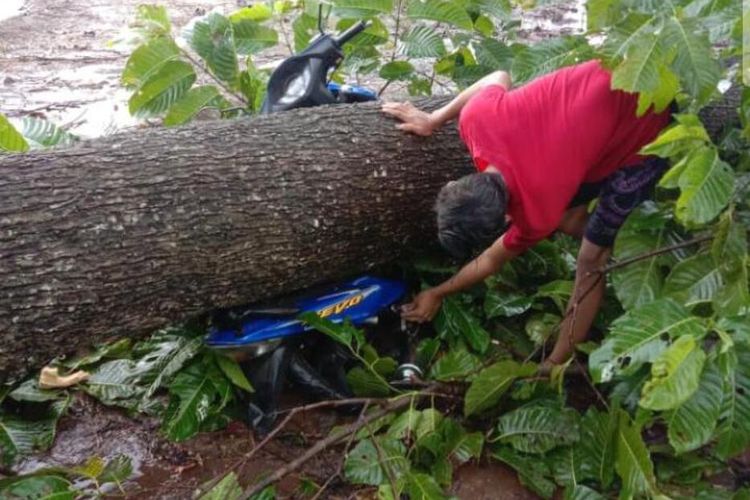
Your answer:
[0,98,472,383]
[0,90,740,383]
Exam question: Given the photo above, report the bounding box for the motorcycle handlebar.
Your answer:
[334,21,368,46]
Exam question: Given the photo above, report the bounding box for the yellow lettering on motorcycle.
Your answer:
[318,294,364,318]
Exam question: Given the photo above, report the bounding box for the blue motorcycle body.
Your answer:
[206,276,405,349]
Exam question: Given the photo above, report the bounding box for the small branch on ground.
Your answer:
[311,402,370,500]
[242,386,441,497]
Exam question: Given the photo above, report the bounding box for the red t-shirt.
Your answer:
[458,60,672,253]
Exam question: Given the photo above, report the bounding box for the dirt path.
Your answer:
[0,0,239,137]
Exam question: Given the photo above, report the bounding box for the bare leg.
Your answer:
[547,238,611,364]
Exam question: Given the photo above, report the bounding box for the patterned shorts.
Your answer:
[568,155,670,248]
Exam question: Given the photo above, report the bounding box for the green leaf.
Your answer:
[163,85,223,126]
[469,0,511,19]
[337,18,389,47]
[407,0,473,29]
[239,65,269,113]
[379,61,415,81]
[473,14,494,36]
[610,31,669,106]
[640,335,706,411]
[564,485,607,500]
[715,346,750,459]
[511,36,591,84]
[9,380,62,403]
[162,360,231,441]
[142,336,204,402]
[579,407,618,487]
[611,221,669,310]
[215,354,254,392]
[128,60,196,117]
[405,472,448,500]
[674,146,735,227]
[0,475,74,499]
[474,38,513,70]
[484,290,533,318]
[292,13,318,53]
[187,13,238,85]
[491,446,556,498]
[589,299,705,382]
[434,297,490,353]
[441,418,483,463]
[0,397,69,466]
[428,349,481,381]
[248,485,276,500]
[299,312,355,348]
[615,409,658,498]
[495,406,579,454]
[642,114,710,158]
[232,20,279,55]
[85,359,150,411]
[535,280,573,313]
[663,253,723,306]
[62,338,132,371]
[415,338,441,368]
[99,455,134,485]
[663,16,721,101]
[0,113,29,153]
[199,472,243,500]
[399,25,446,58]
[666,358,723,454]
[344,438,409,485]
[346,367,391,397]
[464,360,536,416]
[599,12,658,62]
[122,37,181,89]
[586,0,618,31]
[229,4,273,23]
[332,0,393,18]
[524,312,560,345]
[19,117,77,148]
[133,5,172,39]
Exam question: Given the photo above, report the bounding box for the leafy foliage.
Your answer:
[5,0,749,498]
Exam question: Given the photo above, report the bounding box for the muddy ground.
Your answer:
[1,0,584,497]
[17,391,539,499]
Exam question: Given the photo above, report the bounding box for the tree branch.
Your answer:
[242,387,439,497]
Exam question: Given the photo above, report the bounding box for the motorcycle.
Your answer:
[206,14,420,433]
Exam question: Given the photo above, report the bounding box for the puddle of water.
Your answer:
[0,0,25,22]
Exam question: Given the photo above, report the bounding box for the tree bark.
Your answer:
[0,91,740,383]
[0,98,472,383]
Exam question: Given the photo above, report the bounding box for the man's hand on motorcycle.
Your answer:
[401,289,443,323]
[381,102,436,137]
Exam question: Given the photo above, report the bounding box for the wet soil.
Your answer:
[18,392,361,499]
[16,391,541,499]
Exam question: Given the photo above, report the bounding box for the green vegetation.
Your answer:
[1,0,748,498]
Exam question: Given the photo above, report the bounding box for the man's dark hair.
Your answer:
[435,172,508,262]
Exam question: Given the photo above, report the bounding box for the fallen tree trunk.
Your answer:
[0,90,740,383]
[0,98,472,382]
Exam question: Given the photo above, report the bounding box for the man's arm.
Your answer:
[401,235,518,322]
[381,70,512,136]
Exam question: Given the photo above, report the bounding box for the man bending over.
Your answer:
[382,60,673,365]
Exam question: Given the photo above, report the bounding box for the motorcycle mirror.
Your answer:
[317,4,325,35]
